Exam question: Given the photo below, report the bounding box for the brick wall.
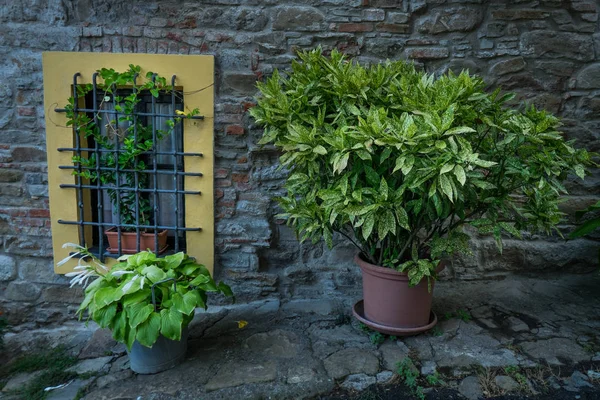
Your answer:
[1,0,599,327]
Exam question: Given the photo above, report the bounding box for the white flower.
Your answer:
[93,259,108,272]
[62,242,85,250]
[66,267,100,288]
[58,242,104,288]
[57,251,81,267]
[111,270,134,278]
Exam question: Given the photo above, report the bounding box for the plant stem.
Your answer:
[335,228,365,256]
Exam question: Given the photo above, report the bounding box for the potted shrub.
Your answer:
[250,49,594,335]
[64,65,199,254]
[62,244,233,373]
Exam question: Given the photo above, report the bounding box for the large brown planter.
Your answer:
[105,227,168,254]
[354,253,439,334]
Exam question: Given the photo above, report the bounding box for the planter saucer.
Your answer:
[352,300,438,336]
[106,244,168,254]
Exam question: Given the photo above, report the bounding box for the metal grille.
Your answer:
[54,73,205,261]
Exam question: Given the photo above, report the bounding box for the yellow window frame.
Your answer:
[42,52,214,275]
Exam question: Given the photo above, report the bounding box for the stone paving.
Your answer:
[2,273,600,399]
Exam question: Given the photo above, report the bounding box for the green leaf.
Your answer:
[384,209,396,236]
[444,126,476,136]
[438,174,453,202]
[111,311,127,343]
[569,218,600,239]
[122,289,151,306]
[453,164,466,186]
[180,263,200,276]
[333,153,349,174]
[142,265,167,284]
[93,303,118,329]
[356,150,372,160]
[472,180,497,190]
[217,281,234,297]
[324,227,333,248]
[379,177,388,201]
[339,176,348,196]
[499,222,522,239]
[94,287,124,308]
[428,181,437,198]
[362,214,375,240]
[128,303,154,329]
[472,158,497,168]
[493,226,503,254]
[401,155,415,175]
[346,104,361,116]
[125,325,136,351]
[575,200,600,220]
[172,292,197,316]
[470,218,493,227]
[136,312,161,347]
[378,211,395,240]
[441,105,455,131]
[380,148,392,164]
[160,308,183,341]
[187,289,206,310]
[432,193,443,217]
[330,209,339,225]
[190,274,210,286]
[197,280,218,292]
[319,190,343,201]
[126,251,157,267]
[440,163,454,175]
[574,164,585,180]
[77,290,96,315]
[393,156,405,173]
[364,165,380,187]
[448,136,458,153]
[395,207,410,230]
[313,145,327,155]
[408,199,423,214]
[345,204,378,216]
[163,252,185,269]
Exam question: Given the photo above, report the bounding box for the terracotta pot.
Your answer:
[105,227,168,254]
[355,253,439,329]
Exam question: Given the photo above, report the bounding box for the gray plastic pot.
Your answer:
[128,326,189,374]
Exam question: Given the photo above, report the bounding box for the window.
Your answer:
[42,53,215,274]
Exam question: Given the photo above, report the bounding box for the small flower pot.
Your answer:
[354,253,441,335]
[105,227,168,254]
[128,326,189,374]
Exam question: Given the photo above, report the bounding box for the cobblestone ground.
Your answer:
[2,273,600,400]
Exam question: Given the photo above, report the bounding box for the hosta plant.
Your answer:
[250,48,594,287]
[62,244,233,349]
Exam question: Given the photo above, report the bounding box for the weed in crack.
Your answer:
[0,346,80,400]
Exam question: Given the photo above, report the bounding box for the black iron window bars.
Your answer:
[54,72,205,261]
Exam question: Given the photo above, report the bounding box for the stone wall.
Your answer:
[0,0,599,327]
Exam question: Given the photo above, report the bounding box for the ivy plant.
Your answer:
[250,48,595,287]
[64,65,199,228]
[62,244,233,349]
